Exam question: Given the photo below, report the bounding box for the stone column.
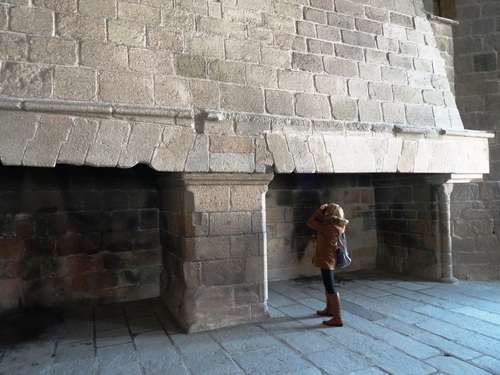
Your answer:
[434,182,459,284]
[157,172,274,333]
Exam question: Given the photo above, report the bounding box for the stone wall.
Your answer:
[266,173,376,280]
[0,0,461,129]
[452,0,500,279]
[0,165,162,312]
[157,172,272,332]
[373,174,442,280]
[0,0,491,177]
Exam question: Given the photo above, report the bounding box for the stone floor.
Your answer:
[1,270,499,375]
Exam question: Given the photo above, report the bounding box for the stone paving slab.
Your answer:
[1,271,499,375]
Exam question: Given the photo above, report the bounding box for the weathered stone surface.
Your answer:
[209,212,252,236]
[210,153,255,173]
[265,90,294,116]
[10,6,53,36]
[59,118,99,165]
[0,33,29,61]
[286,134,315,173]
[154,76,190,107]
[231,185,267,211]
[151,127,195,171]
[118,123,163,168]
[86,120,130,167]
[308,135,333,173]
[23,115,71,167]
[99,71,154,105]
[0,62,53,98]
[185,135,210,172]
[295,93,331,120]
[81,41,128,70]
[330,96,358,121]
[220,84,264,113]
[29,36,78,65]
[0,111,38,165]
[266,133,294,173]
[54,67,96,101]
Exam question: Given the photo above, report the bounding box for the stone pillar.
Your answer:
[434,182,459,283]
[157,172,274,333]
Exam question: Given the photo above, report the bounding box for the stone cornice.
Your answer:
[0,98,494,177]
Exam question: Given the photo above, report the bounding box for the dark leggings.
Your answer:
[321,268,336,294]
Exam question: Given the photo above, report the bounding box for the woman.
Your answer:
[306,203,349,327]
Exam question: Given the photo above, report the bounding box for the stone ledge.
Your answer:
[0,97,202,121]
[0,98,494,177]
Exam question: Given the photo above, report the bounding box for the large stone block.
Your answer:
[225,38,260,63]
[330,96,358,121]
[151,126,195,171]
[220,84,264,113]
[58,118,99,165]
[117,2,161,25]
[184,236,230,261]
[291,52,323,72]
[10,6,53,36]
[382,102,405,124]
[54,67,96,101]
[323,56,358,77]
[261,45,291,68]
[308,135,333,172]
[208,60,246,84]
[99,71,154,105]
[358,99,382,123]
[79,0,116,18]
[277,70,314,92]
[57,13,105,41]
[0,33,29,61]
[0,111,38,165]
[108,20,146,46]
[265,90,294,116]
[246,65,278,89]
[23,115,71,167]
[295,93,331,120]
[406,104,435,127]
[118,122,163,168]
[154,76,190,107]
[0,62,53,98]
[86,120,130,167]
[130,49,174,75]
[185,135,210,172]
[314,75,346,96]
[209,211,252,236]
[210,153,256,173]
[147,27,184,52]
[81,41,128,70]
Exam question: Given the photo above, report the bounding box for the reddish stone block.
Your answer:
[64,254,103,276]
[71,271,118,292]
[0,237,23,260]
[56,233,85,256]
[13,214,35,237]
[133,230,160,250]
[19,258,41,280]
[103,252,133,270]
[102,231,134,252]
[47,213,68,235]
[24,237,55,257]
[132,248,161,266]
[0,260,20,278]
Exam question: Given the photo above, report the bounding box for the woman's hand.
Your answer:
[320,203,328,210]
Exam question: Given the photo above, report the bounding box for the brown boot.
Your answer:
[323,292,343,327]
[316,291,333,316]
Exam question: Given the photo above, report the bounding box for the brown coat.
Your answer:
[307,208,346,270]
